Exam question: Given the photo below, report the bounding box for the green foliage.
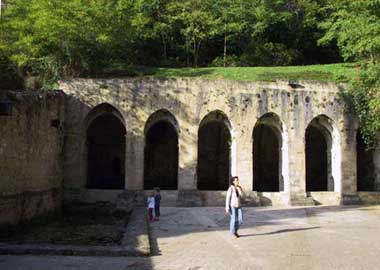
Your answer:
[0,0,344,88]
[0,49,23,90]
[241,42,299,66]
[210,55,241,67]
[320,0,380,63]
[2,0,136,87]
[349,63,380,148]
[320,1,380,148]
[245,0,335,65]
[168,0,222,67]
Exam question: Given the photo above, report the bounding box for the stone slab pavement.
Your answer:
[1,205,380,270]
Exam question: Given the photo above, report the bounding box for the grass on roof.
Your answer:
[99,63,359,83]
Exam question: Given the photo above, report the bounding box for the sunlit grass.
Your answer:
[98,63,359,83]
[144,63,358,83]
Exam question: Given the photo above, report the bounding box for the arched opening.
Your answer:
[357,131,375,191]
[252,113,287,192]
[253,125,280,191]
[87,111,126,189]
[305,125,328,191]
[197,111,232,190]
[305,115,340,192]
[144,110,179,190]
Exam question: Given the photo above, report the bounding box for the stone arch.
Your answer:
[144,109,179,190]
[85,103,126,189]
[305,115,341,192]
[356,130,376,191]
[197,110,235,190]
[84,103,126,130]
[252,112,290,192]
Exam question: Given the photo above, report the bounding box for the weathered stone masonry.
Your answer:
[60,78,380,207]
[0,90,65,227]
[1,78,380,229]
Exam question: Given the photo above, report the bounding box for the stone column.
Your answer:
[125,132,144,190]
[177,127,197,190]
[63,97,89,190]
[235,129,253,191]
[176,126,203,207]
[340,117,359,204]
[288,129,307,205]
[341,139,357,195]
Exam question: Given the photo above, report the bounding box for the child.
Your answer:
[154,187,162,221]
[147,193,155,222]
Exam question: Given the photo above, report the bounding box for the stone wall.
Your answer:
[0,90,65,227]
[60,78,361,206]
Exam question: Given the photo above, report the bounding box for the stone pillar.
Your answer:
[341,126,357,196]
[235,129,253,191]
[125,133,144,190]
[176,126,203,207]
[288,130,307,205]
[341,118,359,204]
[177,128,197,190]
[63,97,89,190]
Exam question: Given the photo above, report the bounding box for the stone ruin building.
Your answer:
[1,78,380,228]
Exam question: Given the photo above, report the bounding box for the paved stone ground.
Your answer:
[1,205,380,270]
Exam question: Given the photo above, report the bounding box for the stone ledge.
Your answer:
[0,207,151,257]
[357,192,380,205]
[122,207,151,256]
[0,243,143,257]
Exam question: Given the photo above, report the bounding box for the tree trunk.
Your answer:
[193,39,197,67]
[194,40,201,68]
[224,32,227,67]
[186,38,190,67]
[162,34,167,64]
[193,40,197,67]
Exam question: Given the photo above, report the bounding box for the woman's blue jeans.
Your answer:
[229,207,243,234]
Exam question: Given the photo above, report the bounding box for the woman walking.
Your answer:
[225,176,244,238]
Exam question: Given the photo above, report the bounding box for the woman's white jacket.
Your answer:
[225,185,243,211]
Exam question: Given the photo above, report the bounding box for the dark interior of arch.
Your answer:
[357,131,375,191]
[252,124,280,192]
[305,125,328,191]
[197,121,230,190]
[87,113,126,189]
[144,121,178,190]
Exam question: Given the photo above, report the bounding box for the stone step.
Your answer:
[342,195,361,205]
[290,196,316,206]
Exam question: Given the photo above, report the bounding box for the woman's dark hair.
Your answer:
[231,176,239,184]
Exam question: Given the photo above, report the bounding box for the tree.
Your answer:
[132,0,173,64]
[213,0,250,67]
[320,0,380,148]
[320,0,380,63]
[167,0,219,67]
[226,0,335,66]
[349,64,380,148]
[1,0,135,86]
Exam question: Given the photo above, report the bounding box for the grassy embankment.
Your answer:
[102,63,359,83]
